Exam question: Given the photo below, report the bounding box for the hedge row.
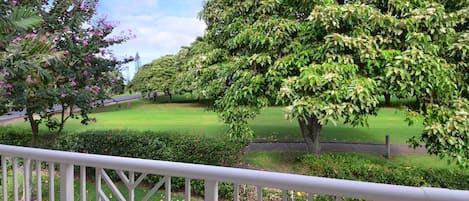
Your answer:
[0,127,33,146]
[298,154,469,190]
[0,128,246,198]
[54,130,247,166]
[54,130,247,198]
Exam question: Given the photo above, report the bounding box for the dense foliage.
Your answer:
[55,130,246,199]
[0,128,244,199]
[187,0,469,166]
[128,55,178,101]
[0,0,132,136]
[298,154,469,190]
[54,130,246,166]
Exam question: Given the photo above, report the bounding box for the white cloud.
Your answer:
[97,0,206,81]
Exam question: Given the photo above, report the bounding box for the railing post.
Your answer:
[48,162,55,201]
[204,180,218,201]
[23,159,31,201]
[60,163,74,201]
[385,134,391,159]
[1,156,7,201]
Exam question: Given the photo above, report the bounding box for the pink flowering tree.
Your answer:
[39,0,134,134]
[0,1,61,122]
[1,0,133,136]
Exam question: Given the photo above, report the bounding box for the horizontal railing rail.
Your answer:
[0,144,468,201]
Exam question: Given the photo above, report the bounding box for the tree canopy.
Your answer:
[0,0,132,135]
[192,0,469,166]
[128,55,178,101]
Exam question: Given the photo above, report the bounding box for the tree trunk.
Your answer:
[164,88,172,102]
[384,93,391,106]
[27,112,39,136]
[56,103,66,135]
[298,116,323,155]
[153,92,157,102]
[27,112,39,147]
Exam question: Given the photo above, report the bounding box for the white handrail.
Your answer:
[0,144,468,201]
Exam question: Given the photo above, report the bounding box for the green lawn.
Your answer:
[9,98,422,144]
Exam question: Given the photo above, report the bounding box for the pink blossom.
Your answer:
[26,75,33,83]
[82,39,88,46]
[24,33,37,39]
[83,70,89,76]
[12,37,22,43]
[74,90,79,94]
[2,69,10,76]
[70,80,77,87]
[64,50,70,55]
[9,0,17,7]
[61,93,67,98]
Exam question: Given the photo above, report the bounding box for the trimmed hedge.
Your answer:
[54,130,247,198]
[0,127,33,146]
[54,130,246,166]
[297,154,469,190]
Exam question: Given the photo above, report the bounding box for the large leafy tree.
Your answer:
[177,37,226,101]
[129,55,178,101]
[198,0,469,165]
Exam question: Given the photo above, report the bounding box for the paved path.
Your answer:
[244,142,428,155]
[0,94,142,122]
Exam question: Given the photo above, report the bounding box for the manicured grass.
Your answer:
[8,98,422,144]
[251,106,422,143]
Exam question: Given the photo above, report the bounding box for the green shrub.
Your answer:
[54,130,246,165]
[54,130,247,198]
[55,130,172,160]
[297,154,469,190]
[0,127,33,146]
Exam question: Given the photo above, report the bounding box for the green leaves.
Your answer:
[129,55,178,97]
[8,7,43,31]
[280,63,379,127]
[0,6,42,36]
[197,0,468,164]
[409,98,469,168]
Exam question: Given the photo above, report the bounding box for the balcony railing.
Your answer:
[0,144,468,201]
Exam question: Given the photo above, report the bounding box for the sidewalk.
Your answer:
[244,142,428,155]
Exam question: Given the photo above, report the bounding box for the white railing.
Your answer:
[0,144,468,201]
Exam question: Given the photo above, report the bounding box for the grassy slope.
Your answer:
[9,99,422,144]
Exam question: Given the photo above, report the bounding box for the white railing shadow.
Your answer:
[0,144,468,201]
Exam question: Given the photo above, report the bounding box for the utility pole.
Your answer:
[134,52,141,73]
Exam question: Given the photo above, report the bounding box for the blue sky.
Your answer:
[96,0,206,81]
